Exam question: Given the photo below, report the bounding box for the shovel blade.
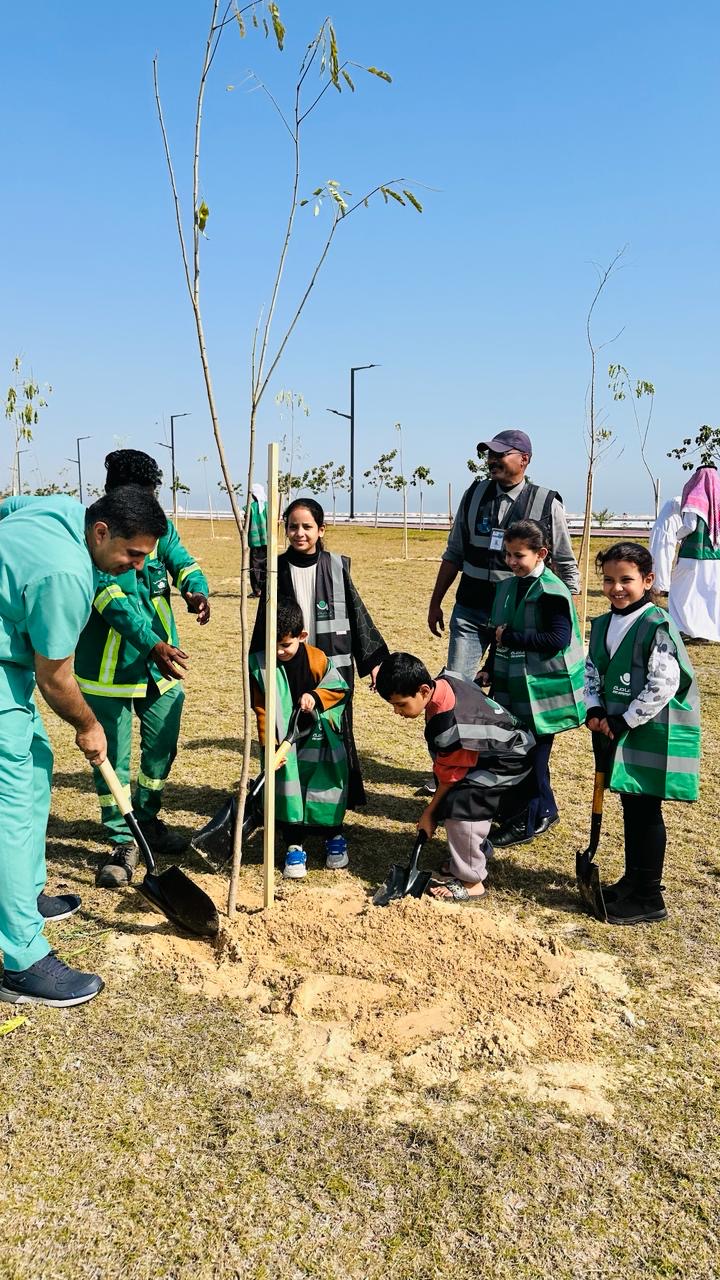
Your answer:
[191,796,236,866]
[372,837,432,907]
[137,866,220,938]
[576,850,608,923]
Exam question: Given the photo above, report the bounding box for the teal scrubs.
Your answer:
[0,496,94,970]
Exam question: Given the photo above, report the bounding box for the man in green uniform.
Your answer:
[0,487,168,1007]
[74,450,210,887]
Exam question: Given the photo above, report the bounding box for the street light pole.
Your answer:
[326,363,378,521]
[75,436,91,503]
[15,448,29,495]
[169,413,190,523]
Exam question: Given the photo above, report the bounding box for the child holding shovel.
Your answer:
[376,653,535,901]
[584,542,701,925]
[249,598,349,879]
[486,519,586,847]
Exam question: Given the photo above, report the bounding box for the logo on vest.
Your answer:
[317,600,329,612]
[610,672,632,698]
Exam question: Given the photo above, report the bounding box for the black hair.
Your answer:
[595,541,654,578]
[504,519,548,551]
[277,597,305,640]
[86,485,168,541]
[375,652,433,702]
[105,449,163,492]
[284,497,326,551]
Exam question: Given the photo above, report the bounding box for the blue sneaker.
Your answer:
[325,834,349,871]
[0,952,104,1008]
[283,845,307,879]
[37,892,82,923]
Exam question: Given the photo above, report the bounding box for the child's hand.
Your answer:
[495,624,506,645]
[368,664,381,691]
[588,715,615,739]
[417,807,438,839]
[298,693,316,714]
[476,667,491,687]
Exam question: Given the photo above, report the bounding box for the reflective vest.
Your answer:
[588,607,701,800]
[458,478,560,591]
[677,517,720,561]
[249,650,348,827]
[425,670,534,808]
[248,498,267,548]
[490,568,586,736]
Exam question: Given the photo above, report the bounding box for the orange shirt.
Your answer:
[425,678,479,784]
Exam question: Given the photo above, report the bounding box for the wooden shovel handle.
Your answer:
[592,770,606,816]
[98,758,133,817]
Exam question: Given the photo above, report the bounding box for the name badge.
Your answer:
[489,528,505,552]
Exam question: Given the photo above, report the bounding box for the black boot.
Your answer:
[606,877,667,926]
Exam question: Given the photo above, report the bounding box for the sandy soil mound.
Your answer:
[108,876,629,1119]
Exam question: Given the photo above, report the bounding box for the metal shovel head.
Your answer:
[191,796,237,866]
[136,866,220,938]
[373,832,431,907]
[576,849,608,923]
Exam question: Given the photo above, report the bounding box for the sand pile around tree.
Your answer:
[107,875,629,1119]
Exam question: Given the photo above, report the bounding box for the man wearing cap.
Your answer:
[428,430,579,677]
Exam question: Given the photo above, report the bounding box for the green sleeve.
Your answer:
[158,520,209,596]
[26,571,93,660]
[92,577,159,657]
[0,495,36,519]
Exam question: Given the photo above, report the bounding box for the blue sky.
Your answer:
[2,1,718,514]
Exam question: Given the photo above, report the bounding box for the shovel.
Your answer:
[373,830,433,907]
[98,758,220,938]
[191,708,304,868]
[576,734,611,923]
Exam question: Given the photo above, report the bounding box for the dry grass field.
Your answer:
[2,520,719,1280]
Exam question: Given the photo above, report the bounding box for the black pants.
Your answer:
[249,545,267,596]
[281,823,342,848]
[620,793,666,885]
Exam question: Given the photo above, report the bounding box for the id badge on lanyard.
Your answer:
[489,528,505,552]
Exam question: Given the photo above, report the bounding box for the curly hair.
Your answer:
[105,449,163,492]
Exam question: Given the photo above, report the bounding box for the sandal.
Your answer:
[428,877,484,902]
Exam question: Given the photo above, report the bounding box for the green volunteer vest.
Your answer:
[490,568,586,736]
[248,499,267,548]
[677,517,720,561]
[249,651,348,827]
[589,606,700,801]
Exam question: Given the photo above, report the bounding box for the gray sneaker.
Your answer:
[37,892,82,922]
[96,842,140,888]
[0,952,104,1007]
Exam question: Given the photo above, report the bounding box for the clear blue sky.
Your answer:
[2,1,718,514]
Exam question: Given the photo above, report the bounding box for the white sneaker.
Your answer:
[325,835,349,871]
[283,845,307,879]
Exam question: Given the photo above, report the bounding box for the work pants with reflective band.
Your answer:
[86,683,185,843]
[0,663,53,970]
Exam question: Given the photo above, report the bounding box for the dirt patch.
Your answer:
[107,875,628,1119]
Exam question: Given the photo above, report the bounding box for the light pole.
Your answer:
[68,436,91,502]
[15,448,29,495]
[157,412,190,522]
[326,363,378,520]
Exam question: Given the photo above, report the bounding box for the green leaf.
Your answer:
[235,11,245,36]
[299,199,309,207]
[367,66,392,83]
[341,69,355,92]
[269,3,285,50]
[196,200,210,233]
[252,11,259,28]
[403,189,423,213]
[262,16,269,37]
[379,187,389,203]
[386,189,406,205]
[328,23,340,90]
[312,187,323,196]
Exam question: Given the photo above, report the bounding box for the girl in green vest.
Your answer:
[488,519,585,847]
[586,542,701,925]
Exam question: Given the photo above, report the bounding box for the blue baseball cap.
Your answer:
[477,429,532,456]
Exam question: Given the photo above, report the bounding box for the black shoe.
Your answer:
[606,889,667,926]
[96,842,140,889]
[493,813,559,848]
[602,874,633,905]
[137,818,188,856]
[0,952,104,1007]
[37,892,82,922]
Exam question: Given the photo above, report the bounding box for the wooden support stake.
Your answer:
[263,442,280,910]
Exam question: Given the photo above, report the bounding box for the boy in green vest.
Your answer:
[249,598,349,879]
[488,519,586,846]
[74,450,210,887]
[586,542,701,925]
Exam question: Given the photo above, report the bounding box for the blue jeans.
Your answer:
[447,603,493,679]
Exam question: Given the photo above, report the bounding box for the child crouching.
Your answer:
[249,598,349,879]
[376,653,535,901]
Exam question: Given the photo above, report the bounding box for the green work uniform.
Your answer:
[0,496,94,969]
[74,521,208,844]
[588,607,701,800]
[490,568,586,735]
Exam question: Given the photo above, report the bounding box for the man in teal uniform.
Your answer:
[74,450,210,887]
[0,487,167,1007]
